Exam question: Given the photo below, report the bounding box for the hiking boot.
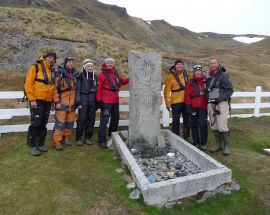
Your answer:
[84,139,93,145]
[37,145,48,152]
[62,139,72,146]
[99,142,108,149]
[76,140,84,146]
[221,132,231,156]
[28,147,41,156]
[200,145,207,151]
[210,131,223,152]
[52,143,64,151]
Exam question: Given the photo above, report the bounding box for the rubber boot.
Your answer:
[37,130,48,152]
[221,132,231,156]
[210,131,223,152]
[183,126,191,142]
[27,132,41,156]
[84,139,93,145]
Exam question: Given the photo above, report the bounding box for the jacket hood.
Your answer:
[101,63,116,73]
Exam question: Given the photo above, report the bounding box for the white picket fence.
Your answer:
[0,86,270,134]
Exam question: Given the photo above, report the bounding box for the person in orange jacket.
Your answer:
[52,56,79,150]
[164,59,191,140]
[24,52,57,156]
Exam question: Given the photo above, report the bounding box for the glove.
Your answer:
[186,105,191,114]
[166,107,171,112]
[96,101,103,110]
[213,98,222,105]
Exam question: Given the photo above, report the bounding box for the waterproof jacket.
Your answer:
[206,66,233,102]
[96,64,129,104]
[53,66,79,111]
[24,59,55,102]
[185,76,208,109]
[75,70,98,106]
[164,66,191,107]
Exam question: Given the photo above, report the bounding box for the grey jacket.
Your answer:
[207,66,233,102]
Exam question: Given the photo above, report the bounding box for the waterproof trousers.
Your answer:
[190,108,208,147]
[171,102,190,139]
[27,100,51,147]
[76,104,96,141]
[98,103,119,144]
[208,101,229,132]
[52,110,76,146]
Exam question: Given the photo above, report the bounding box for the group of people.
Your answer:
[24,52,129,156]
[164,58,233,156]
[24,52,233,157]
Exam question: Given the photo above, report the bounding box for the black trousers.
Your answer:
[190,108,208,146]
[27,100,51,147]
[171,103,190,139]
[98,103,119,144]
[76,104,96,141]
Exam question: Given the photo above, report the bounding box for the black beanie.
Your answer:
[64,56,75,64]
[44,52,57,60]
[175,59,184,65]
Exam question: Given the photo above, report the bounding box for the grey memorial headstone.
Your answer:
[128,51,162,150]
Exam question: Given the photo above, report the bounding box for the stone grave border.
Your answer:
[112,129,232,206]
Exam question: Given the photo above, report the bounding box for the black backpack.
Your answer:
[22,61,54,107]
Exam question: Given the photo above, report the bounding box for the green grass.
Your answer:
[0,117,270,214]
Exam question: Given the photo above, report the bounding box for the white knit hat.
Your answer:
[105,57,115,64]
[83,59,93,69]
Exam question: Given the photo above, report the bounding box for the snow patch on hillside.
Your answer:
[233,36,264,44]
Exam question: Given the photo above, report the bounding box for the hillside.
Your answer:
[0,0,270,91]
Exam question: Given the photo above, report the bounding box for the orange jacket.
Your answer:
[53,66,79,111]
[164,67,190,107]
[24,59,55,102]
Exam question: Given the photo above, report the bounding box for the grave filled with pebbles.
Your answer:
[132,146,203,183]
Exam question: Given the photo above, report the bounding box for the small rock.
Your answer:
[127,182,136,189]
[107,138,113,148]
[115,168,124,173]
[167,152,175,157]
[129,189,140,200]
[122,175,130,181]
[166,171,175,178]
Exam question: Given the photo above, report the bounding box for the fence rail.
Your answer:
[1,86,270,134]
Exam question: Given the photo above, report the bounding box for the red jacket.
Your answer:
[96,64,129,104]
[184,77,208,109]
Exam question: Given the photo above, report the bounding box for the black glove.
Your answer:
[213,98,222,105]
[186,105,191,114]
[96,101,103,110]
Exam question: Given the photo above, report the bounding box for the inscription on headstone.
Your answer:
[128,51,162,149]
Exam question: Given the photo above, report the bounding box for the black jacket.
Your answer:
[206,66,233,102]
[76,70,98,106]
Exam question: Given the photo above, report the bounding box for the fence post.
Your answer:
[254,86,262,117]
[161,85,170,127]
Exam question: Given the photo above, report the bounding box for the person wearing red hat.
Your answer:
[185,65,208,150]
[24,52,57,156]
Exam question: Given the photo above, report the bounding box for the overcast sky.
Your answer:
[98,0,270,36]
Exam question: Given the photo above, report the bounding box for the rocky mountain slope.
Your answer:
[0,0,269,91]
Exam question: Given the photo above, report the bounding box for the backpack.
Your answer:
[101,69,121,92]
[22,61,54,107]
[171,70,189,92]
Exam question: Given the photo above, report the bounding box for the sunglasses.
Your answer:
[193,65,202,72]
